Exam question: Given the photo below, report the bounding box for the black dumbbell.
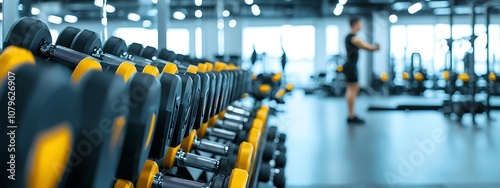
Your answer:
[259,163,286,188]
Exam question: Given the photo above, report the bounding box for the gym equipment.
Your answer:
[258,163,285,188]
[402,53,427,96]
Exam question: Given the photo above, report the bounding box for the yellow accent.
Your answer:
[236,142,253,172]
[242,93,248,98]
[162,146,179,169]
[402,72,409,80]
[459,73,470,82]
[198,63,208,72]
[247,128,261,155]
[259,84,271,94]
[489,72,496,81]
[272,72,283,82]
[28,124,72,188]
[187,65,198,74]
[145,114,157,149]
[286,84,294,91]
[197,123,208,138]
[137,160,159,188]
[205,63,214,71]
[256,110,267,121]
[415,72,424,82]
[252,75,257,80]
[275,89,286,99]
[111,116,126,150]
[114,179,134,188]
[443,71,450,81]
[214,62,227,72]
[336,65,343,73]
[228,64,237,70]
[252,118,264,134]
[260,105,270,112]
[162,63,179,74]
[228,168,249,188]
[209,116,218,127]
[380,73,389,82]
[181,130,196,152]
[72,57,102,83]
[115,62,137,82]
[142,65,160,77]
[219,110,226,119]
[0,46,35,82]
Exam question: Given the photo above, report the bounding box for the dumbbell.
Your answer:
[136,161,248,188]
[1,48,79,188]
[4,18,132,187]
[259,163,286,188]
[262,142,286,169]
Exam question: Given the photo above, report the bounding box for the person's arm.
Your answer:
[351,36,380,51]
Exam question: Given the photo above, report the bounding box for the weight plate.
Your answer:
[159,49,176,62]
[128,43,144,56]
[56,26,81,48]
[273,168,286,188]
[4,17,52,56]
[70,29,102,56]
[171,75,193,147]
[275,153,287,168]
[262,142,276,161]
[141,46,158,59]
[103,36,128,57]
[258,163,271,182]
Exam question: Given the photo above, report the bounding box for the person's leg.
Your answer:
[346,82,359,118]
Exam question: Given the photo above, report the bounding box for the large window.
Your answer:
[326,25,340,56]
[243,25,315,86]
[114,28,190,55]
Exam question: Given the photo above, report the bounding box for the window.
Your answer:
[195,27,202,58]
[326,25,340,56]
[114,28,190,55]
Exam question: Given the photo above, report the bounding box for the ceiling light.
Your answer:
[339,0,347,5]
[101,18,108,25]
[0,13,3,21]
[48,15,63,24]
[173,11,186,20]
[106,5,116,13]
[195,0,202,6]
[333,4,343,16]
[127,13,141,22]
[222,10,230,17]
[143,20,152,27]
[64,15,78,23]
[31,7,40,15]
[251,4,260,16]
[245,0,253,5]
[217,19,224,30]
[229,19,237,28]
[152,0,158,4]
[195,10,203,18]
[408,2,422,14]
[94,0,104,7]
[427,1,449,8]
[389,14,398,23]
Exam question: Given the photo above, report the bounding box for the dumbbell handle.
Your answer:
[227,105,251,117]
[193,139,229,156]
[41,44,89,67]
[224,113,249,124]
[176,152,219,172]
[216,119,243,132]
[153,173,209,188]
[207,127,236,141]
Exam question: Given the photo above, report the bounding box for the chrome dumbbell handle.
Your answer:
[215,119,243,132]
[227,105,251,117]
[207,127,236,141]
[176,151,219,172]
[153,173,209,188]
[193,138,229,156]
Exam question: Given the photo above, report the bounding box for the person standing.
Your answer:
[344,17,380,123]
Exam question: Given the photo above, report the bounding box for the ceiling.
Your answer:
[6,0,500,22]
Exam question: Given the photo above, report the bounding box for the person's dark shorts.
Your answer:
[343,63,358,83]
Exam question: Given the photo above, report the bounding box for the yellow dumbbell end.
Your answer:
[275,89,286,99]
[402,72,409,80]
[247,128,261,154]
[72,57,102,83]
[181,130,197,152]
[443,71,450,81]
[142,65,160,77]
[236,142,254,172]
[206,62,214,71]
[209,116,218,127]
[260,105,270,112]
[28,124,72,188]
[228,64,237,70]
[489,72,496,81]
[272,72,283,82]
[259,84,271,94]
[459,73,469,82]
[114,179,134,188]
[162,62,179,74]
[256,110,267,121]
[336,65,343,73]
[241,93,249,98]
[116,62,137,82]
[415,73,424,82]
[380,72,389,82]
[286,83,294,91]
[198,63,208,72]
[187,65,198,74]
[252,119,264,134]
[197,123,208,138]
[228,169,249,188]
[137,160,159,188]
[214,62,227,72]
[252,75,257,80]
[162,146,179,170]
[0,46,35,82]
[219,110,226,119]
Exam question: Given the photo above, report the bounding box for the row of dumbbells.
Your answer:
[2,17,286,188]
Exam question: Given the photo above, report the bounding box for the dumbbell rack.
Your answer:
[248,122,269,188]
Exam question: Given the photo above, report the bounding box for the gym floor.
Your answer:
[278,91,500,188]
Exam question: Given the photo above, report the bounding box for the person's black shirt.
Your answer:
[345,33,359,66]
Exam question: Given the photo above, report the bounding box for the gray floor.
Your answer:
[271,91,500,188]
